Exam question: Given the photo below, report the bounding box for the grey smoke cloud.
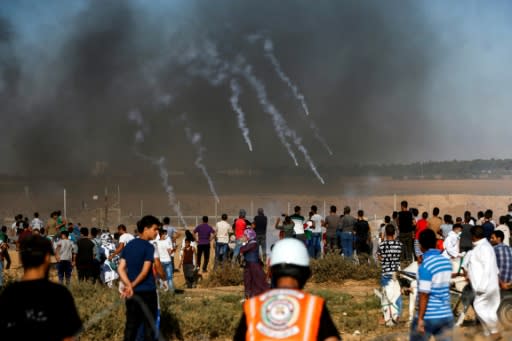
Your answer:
[1,0,512,181]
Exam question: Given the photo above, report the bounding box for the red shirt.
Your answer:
[235,218,249,239]
[415,219,428,240]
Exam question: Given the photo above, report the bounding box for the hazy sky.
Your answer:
[1,0,512,178]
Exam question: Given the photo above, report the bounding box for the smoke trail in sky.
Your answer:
[230,78,253,152]
[235,62,299,167]
[310,121,333,156]
[128,109,187,226]
[237,61,324,184]
[182,115,220,203]
[262,38,333,156]
[263,39,310,116]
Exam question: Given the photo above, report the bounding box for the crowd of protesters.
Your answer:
[1,201,512,340]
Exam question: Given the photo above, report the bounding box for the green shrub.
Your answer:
[310,253,380,283]
[203,262,243,287]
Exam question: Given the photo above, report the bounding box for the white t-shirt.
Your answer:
[215,220,231,243]
[311,214,323,234]
[119,233,134,246]
[31,218,44,231]
[155,239,172,262]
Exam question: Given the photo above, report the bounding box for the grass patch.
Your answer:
[310,253,380,283]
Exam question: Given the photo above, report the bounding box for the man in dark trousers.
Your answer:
[252,208,268,260]
[398,200,415,262]
[76,227,95,282]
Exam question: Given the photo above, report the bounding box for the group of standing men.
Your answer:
[377,200,512,341]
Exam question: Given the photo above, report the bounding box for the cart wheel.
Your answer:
[498,296,512,330]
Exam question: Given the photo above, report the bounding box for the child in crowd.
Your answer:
[180,238,197,288]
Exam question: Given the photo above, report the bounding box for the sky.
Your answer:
[1,0,512,180]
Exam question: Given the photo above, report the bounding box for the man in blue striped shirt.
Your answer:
[410,229,454,341]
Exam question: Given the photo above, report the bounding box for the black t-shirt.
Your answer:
[354,220,370,239]
[233,301,340,341]
[253,215,268,236]
[76,238,95,265]
[459,224,473,251]
[398,211,414,234]
[0,279,82,341]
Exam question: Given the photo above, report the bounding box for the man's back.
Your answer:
[378,240,402,274]
[215,220,231,243]
[253,215,267,235]
[419,249,453,320]
[290,214,305,235]
[427,216,442,234]
[76,238,94,265]
[339,215,355,233]
[324,214,339,237]
[0,279,82,340]
[311,214,323,233]
[398,211,413,234]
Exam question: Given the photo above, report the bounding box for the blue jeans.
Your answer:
[307,233,322,259]
[410,317,454,341]
[232,239,243,263]
[341,232,354,258]
[161,261,174,292]
[215,242,229,265]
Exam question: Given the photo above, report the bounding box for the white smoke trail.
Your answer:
[263,39,310,116]
[234,62,299,167]
[128,109,187,227]
[262,38,333,156]
[229,78,253,152]
[182,115,220,203]
[236,62,325,184]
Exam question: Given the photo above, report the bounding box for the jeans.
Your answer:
[215,242,229,266]
[308,233,322,259]
[161,261,174,292]
[57,260,72,285]
[197,244,210,271]
[340,232,354,258]
[410,316,454,341]
[124,290,158,341]
[232,239,243,263]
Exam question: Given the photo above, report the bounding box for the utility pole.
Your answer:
[104,187,109,229]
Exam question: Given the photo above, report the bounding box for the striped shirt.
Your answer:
[417,249,453,320]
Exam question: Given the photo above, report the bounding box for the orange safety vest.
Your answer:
[244,289,324,341]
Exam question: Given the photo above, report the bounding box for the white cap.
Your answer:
[270,238,310,267]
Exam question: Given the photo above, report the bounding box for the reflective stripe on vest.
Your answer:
[244,289,324,341]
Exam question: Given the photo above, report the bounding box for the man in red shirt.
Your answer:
[232,209,251,263]
[414,211,429,262]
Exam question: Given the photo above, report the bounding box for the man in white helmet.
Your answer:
[233,238,341,341]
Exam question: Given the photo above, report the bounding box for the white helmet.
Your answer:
[270,238,310,267]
